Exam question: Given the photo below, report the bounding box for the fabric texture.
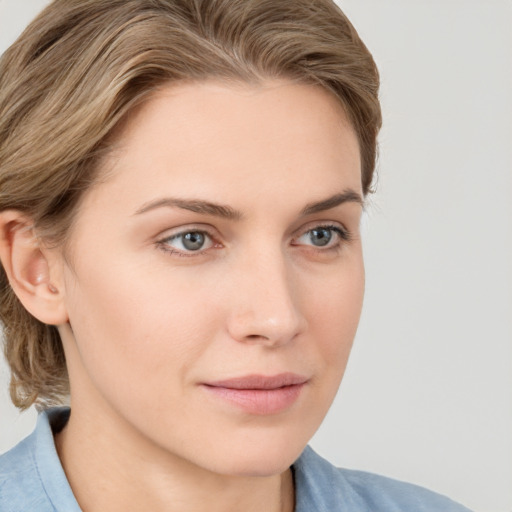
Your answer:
[0,407,472,511]
[293,445,472,512]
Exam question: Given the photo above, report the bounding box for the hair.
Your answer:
[0,0,381,410]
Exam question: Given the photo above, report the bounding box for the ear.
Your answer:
[0,210,69,325]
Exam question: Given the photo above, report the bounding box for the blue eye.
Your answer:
[180,232,207,251]
[295,225,347,248]
[161,230,213,253]
[308,227,333,247]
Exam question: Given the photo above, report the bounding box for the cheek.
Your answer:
[62,259,219,404]
[305,255,365,357]
[283,254,364,440]
[301,253,364,413]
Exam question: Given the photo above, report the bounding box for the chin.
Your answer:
[212,449,302,478]
[192,428,311,477]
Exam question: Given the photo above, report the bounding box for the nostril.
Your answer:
[245,334,269,341]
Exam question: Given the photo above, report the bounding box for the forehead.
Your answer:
[81,79,362,217]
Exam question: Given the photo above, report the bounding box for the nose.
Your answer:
[225,249,307,347]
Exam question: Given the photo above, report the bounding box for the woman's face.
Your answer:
[57,80,364,476]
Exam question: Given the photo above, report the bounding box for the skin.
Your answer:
[2,80,365,512]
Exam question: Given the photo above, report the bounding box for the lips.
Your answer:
[201,373,308,415]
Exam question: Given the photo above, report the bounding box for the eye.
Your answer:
[157,230,215,255]
[293,225,349,249]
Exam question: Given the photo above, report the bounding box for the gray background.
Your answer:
[0,1,511,511]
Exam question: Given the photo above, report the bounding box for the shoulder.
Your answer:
[293,446,473,512]
[0,428,50,511]
[0,407,78,512]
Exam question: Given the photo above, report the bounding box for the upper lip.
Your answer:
[203,373,308,390]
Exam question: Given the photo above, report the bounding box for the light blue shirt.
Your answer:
[0,408,472,511]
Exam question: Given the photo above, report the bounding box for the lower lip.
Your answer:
[202,383,305,415]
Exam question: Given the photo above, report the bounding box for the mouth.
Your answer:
[201,373,308,415]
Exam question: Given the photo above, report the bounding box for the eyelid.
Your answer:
[155,224,221,256]
[153,220,353,258]
[291,222,352,251]
[155,223,217,240]
[293,220,351,240]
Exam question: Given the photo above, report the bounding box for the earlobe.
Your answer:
[0,210,68,325]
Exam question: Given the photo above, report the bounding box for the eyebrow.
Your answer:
[133,189,363,220]
[300,189,364,215]
[134,198,242,220]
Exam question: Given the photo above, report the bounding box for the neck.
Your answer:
[54,402,295,512]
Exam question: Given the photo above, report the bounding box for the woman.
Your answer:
[0,1,472,510]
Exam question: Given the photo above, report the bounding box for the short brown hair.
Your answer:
[0,0,381,409]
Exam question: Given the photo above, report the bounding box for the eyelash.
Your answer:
[156,224,352,258]
[156,228,218,258]
[293,224,351,251]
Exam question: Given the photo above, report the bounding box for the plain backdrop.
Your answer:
[0,1,511,511]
